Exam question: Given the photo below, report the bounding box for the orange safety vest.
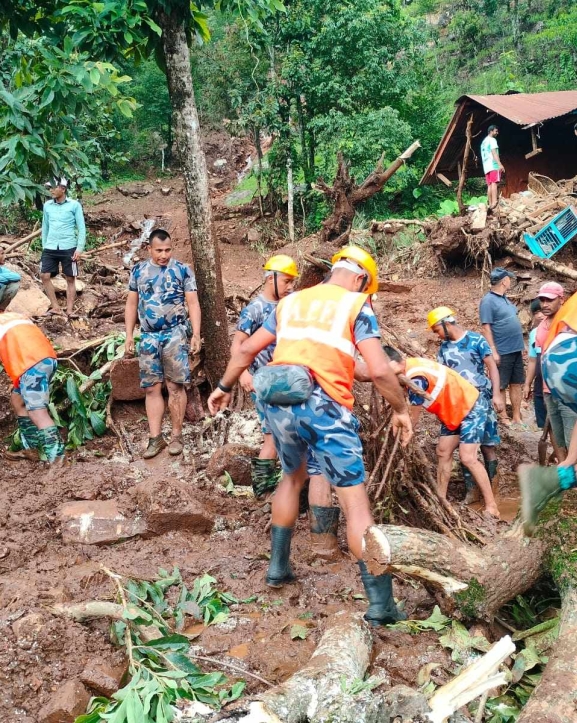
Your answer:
[270,283,368,409]
[544,291,577,351]
[0,312,56,386]
[405,357,479,431]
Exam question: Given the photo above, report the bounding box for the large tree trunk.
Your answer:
[158,11,230,384]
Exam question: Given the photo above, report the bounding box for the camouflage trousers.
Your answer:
[263,386,364,487]
[542,332,577,414]
[13,357,57,411]
[139,324,190,388]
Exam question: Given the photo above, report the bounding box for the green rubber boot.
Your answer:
[251,458,281,498]
[309,505,340,558]
[37,426,65,464]
[358,560,407,626]
[519,463,576,536]
[5,417,42,461]
[265,525,296,588]
[462,463,480,504]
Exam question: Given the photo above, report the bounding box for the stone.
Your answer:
[80,659,127,697]
[161,187,172,196]
[206,443,259,487]
[12,612,45,640]
[116,183,154,198]
[246,228,261,244]
[110,357,145,401]
[7,287,50,316]
[51,276,85,294]
[38,680,90,723]
[134,478,214,535]
[59,500,147,545]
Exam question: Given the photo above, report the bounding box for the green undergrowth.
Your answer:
[75,567,255,723]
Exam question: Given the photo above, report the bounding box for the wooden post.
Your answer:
[456,114,474,215]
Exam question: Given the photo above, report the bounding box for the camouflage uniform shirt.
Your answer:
[236,295,278,374]
[437,330,493,394]
[128,259,197,333]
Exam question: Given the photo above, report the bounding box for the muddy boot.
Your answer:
[462,463,480,504]
[37,426,65,464]
[251,458,281,498]
[485,459,499,498]
[519,463,576,536]
[358,560,407,626]
[168,435,184,456]
[265,525,296,588]
[309,505,341,559]
[143,435,167,459]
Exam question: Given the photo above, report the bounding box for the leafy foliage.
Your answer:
[75,567,247,723]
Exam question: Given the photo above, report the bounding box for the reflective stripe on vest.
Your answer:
[271,284,368,409]
[0,313,56,386]
[405,357,479,431]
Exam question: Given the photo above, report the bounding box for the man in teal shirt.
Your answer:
[41,177,86,317]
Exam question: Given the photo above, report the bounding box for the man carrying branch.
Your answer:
[125,229,201,459]
[208,246,412,626]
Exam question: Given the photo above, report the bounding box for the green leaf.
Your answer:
[90,411,107,436]
[290,624,309,640]
[142,634,190,651]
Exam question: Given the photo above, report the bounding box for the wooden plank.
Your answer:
[436,173,453,188]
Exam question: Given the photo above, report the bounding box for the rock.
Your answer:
[7,287,50,316]
[12,612,45,640]
[161,187,172,196]
[51,276,85,294]
[59,500,147,545]
[129,220,142,231]
[134,478,214,535]
[80,659,127,697]
[110,357,145,401]
[80,290,100,315]
[38,680,90,723]
[246,228,261,244]
[116,183,154,198]
[213,158,228,168]
[206,443,259,486]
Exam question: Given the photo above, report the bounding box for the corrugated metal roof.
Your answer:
[459,90,577,126]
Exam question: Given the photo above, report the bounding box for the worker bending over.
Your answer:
[209,246,412,625]
[428,307,503,504]
[0,312,64,463]
[385,347,500,518]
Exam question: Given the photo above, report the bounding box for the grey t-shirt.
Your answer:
[479,291,524,355]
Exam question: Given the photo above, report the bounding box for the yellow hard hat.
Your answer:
[263,255,299,278]
[427,306,456,328]
[331,245,378,294]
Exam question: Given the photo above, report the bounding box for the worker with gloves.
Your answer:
[428,306,503,504]
[384,345,500,518]
[209,245,413,626]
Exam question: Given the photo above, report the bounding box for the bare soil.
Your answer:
[0,137,549,720]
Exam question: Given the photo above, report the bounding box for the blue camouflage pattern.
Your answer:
[237,295,278,374]
[139,324,190,387]
[437,331,493,393]
[263,385,365,487]
[129,259,197,333]
[542,333,577,413]
[13,357,57,411]
[440,392,500,445]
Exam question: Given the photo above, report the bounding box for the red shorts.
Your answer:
[485,170,501,185]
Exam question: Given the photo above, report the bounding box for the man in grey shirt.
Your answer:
[479,267,525,427]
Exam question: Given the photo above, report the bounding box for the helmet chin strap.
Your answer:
[358,274,369,293]
[273,271,280,300]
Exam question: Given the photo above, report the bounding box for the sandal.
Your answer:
[42,308,65,317]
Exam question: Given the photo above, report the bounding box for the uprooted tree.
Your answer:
[313,141,421,247]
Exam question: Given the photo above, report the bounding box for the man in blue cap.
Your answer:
[479,267,525,427]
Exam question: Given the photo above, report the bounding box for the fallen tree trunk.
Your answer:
[3,228,41,254]
[503,244,577,281]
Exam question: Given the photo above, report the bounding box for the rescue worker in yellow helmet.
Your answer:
[232,255,299,497]
[209,245,412,626]
[384,342,500,518]
[427,306,504,507]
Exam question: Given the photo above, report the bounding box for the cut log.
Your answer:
[503,244,577,281]
[363,524,548,618]
[456,114,474,215]
[3,228,41,254]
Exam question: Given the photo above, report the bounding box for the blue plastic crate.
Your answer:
[523,206,577,259]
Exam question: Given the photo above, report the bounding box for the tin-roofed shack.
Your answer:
[421,90,577,197]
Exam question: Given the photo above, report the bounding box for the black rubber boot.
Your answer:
[358,560,407,626]
[251,458,281,498]
[265,525,296,587]
[485,459,499,496]
[462,463,480,504]
[309,505,340,558]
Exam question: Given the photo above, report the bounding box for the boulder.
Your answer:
[116,183,154,198]
[7,287,50,316]
[134,478,214,535]
[12,612,45,640]
[51,276,85,294]
[206,443,259,486]
[110,357,145,401]
[38,680,90,723]
[59,500,146,545]
[80,659,127,697]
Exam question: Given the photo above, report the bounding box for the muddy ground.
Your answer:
[0,143,557,721]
